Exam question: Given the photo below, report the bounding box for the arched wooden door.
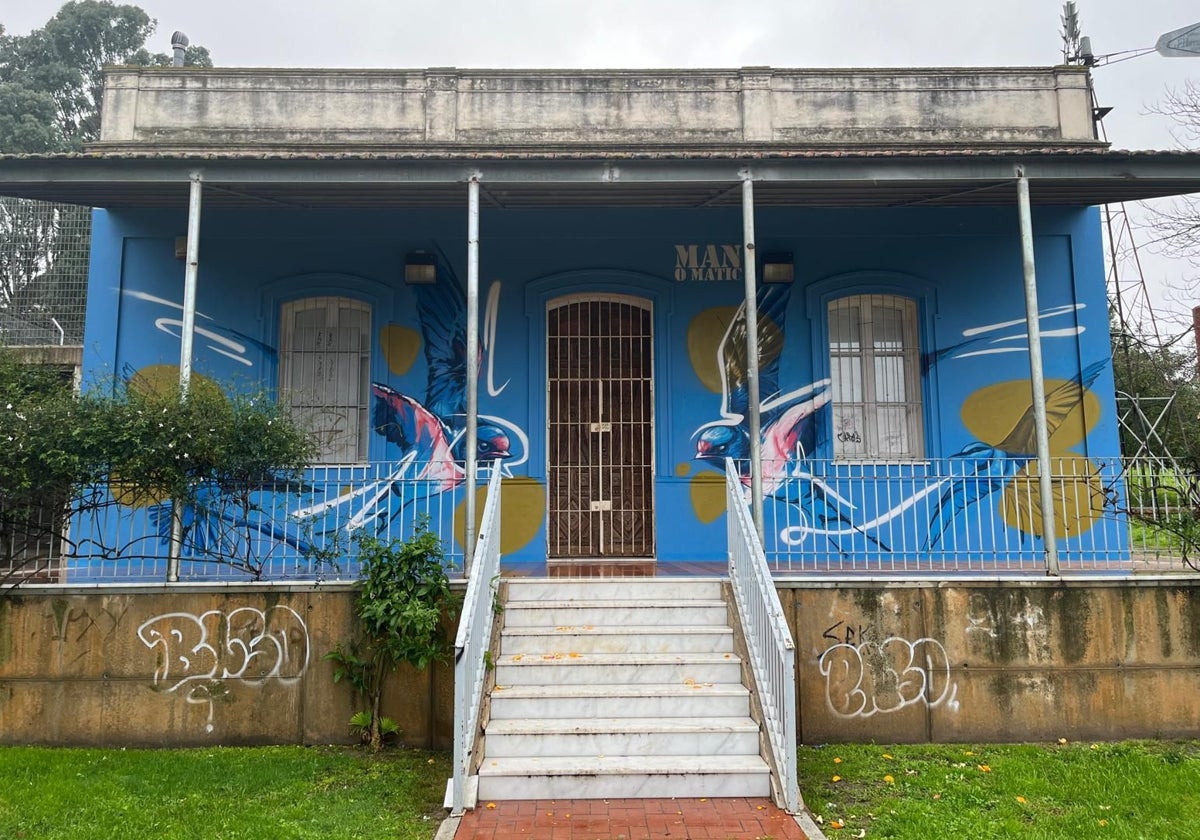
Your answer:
[546,295,655,563]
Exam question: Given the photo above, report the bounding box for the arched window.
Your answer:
[279,296,371,463]
[828,293,923,460]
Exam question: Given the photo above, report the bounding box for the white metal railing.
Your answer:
[51,459,467,582]
[725,460,800,814]
[451,462,503,816]
[748,456,1141,574]
[12,455,1200,583]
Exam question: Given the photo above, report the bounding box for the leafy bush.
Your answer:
[326,521,460,751]
[1,348,316,583]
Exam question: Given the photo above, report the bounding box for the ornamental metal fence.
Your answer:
[1,459,481,584]
[3,455,1198,585]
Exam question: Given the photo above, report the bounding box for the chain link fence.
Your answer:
[0,198,91,347]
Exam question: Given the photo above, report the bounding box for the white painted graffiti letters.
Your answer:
[137,606,310,732]
[818,635,960,719]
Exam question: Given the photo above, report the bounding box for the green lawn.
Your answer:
[798,741,1200,839]
[4,742,1199,839]
[0,745,449,840]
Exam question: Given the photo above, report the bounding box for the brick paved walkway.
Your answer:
[453,797,810,839]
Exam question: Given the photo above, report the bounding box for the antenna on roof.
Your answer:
[1061,3,1200,67]
[1061,2,1086,64]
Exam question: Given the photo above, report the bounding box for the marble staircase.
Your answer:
[475,577,773,800]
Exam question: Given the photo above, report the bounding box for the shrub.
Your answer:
[326,521,460,751]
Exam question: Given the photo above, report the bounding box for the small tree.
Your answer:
[326,521,459,752]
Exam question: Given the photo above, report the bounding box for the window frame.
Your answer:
[278,295,373,465]
[827,293,924,460]
[807,272,940,463]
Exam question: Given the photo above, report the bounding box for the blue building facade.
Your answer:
[72,200,1125,578]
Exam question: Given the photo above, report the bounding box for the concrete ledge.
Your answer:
[96,65,1097,150]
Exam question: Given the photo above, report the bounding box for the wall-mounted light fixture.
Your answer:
[174,236,188,260]
[404,251,437,284]
[762,253,794,284]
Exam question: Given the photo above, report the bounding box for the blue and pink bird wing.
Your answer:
[411,264,469,425]
[718,283,791,420]
[371,383,450,463]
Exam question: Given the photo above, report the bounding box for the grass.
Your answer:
[5,741,1200,838]
[798,740,1200,839]
[0,745,450,840]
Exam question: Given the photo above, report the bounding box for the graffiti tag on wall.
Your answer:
[818,633,960,719]
[137,606,310,732]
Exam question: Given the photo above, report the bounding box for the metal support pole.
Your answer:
[167,171,204,583]
[1016,168,1060,576]
[464,176,480,569]
[179,172,203,398]
[741,175,764,540]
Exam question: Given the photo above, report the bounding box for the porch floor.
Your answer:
[451,797,812,839]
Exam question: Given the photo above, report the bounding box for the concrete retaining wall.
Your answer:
[784,579,1200,743]
[0,585,454,747]
[2,579,1196,747]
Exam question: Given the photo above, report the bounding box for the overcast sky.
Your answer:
[5,0,1199,327]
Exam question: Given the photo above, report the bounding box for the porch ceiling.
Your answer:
[0,148,1198,209]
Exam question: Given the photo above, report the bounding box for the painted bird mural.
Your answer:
[371,382,511,491]
[692,282,815,481]
[273,258,522,542]
[692,283,882,551]
[371,261,513,481]
[924,359,1106,550]
[146,481,316,565]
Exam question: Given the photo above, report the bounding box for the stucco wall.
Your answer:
[0,586,454,747]
[786,579,1200,743]
[2,580,1198,747]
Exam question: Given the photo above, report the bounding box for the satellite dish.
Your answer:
[1156,21,1200,57]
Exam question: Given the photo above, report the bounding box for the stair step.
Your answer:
[502,600,728,628]
[489,683,751,719]
[506,578,724,601]
[475,575,775,804]
[500,624,734,654]
[495,652,743,685]
[476,754,771,800]
[484,717,761,758]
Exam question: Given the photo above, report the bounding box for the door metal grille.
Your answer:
[547,296,654,559]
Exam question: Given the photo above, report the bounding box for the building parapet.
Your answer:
[96,66,1099,151]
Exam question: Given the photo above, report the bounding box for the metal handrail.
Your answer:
[451,462,503,815]
[725,460,800,813]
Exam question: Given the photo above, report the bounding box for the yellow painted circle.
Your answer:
[381,324,421,376]
[127,364,224,402]
[454,477,546,555]
[689,472,728,525]
[961,379,1099,453]
[999,456,1105,538]
[687,307,736,394]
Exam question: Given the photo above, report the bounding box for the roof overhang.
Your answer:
[0,148,1198,209]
